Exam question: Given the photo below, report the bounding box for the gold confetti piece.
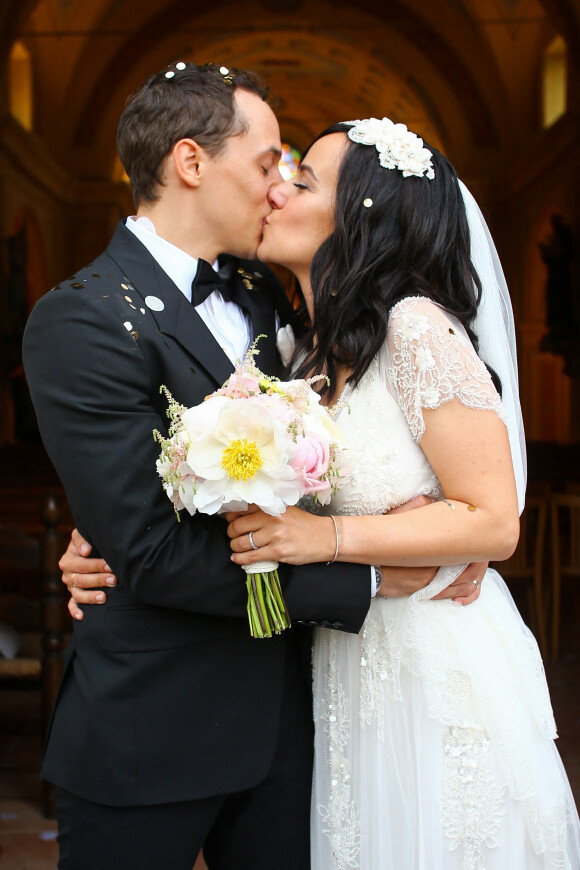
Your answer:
[467,504,477,511]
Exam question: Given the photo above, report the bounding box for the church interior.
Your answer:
[0,0,579,866]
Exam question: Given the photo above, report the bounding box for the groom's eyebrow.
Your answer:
[261,146,282,162]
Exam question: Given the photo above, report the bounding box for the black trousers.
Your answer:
[54,655,314,870]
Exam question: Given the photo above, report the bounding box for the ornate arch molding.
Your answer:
[70,0,499,148]
[345,0,501,146]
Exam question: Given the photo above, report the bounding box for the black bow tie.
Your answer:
[191,256,239,307]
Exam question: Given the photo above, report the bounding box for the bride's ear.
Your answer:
[171,138,206,189]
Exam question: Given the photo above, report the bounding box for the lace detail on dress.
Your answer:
[359,612,401,739]
[316,634,361,869]
[385,297,506,442]
[308,308,579,868]
[324,356,440,518]
[442,725,506,869]
[386,565,564,868]
[331,359,406,516]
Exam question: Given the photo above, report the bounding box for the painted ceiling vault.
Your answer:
[1,0,578,185]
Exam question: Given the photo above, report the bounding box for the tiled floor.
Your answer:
[1,626,579,869]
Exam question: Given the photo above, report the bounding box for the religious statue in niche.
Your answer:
[539,214,579,373]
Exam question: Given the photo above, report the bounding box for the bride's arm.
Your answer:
[332,399,518,567]
[227,398,518,569]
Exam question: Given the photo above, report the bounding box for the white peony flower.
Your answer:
[186,399,303,516]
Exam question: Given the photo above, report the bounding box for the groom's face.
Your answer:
[202,89,283,259]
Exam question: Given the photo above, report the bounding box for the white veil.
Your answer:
[458,180,527,514]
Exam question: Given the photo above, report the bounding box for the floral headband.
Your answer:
[344,117,435,180]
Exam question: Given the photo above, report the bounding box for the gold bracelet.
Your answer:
[326,515,340,565]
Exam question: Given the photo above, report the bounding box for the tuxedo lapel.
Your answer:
[105,223,235,387]
[172,294,236,386]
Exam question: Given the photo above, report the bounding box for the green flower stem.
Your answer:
[264,569,290,631]
[246,582,263,638]
[263,576,280,624]
[254,574,269,631]
[271,572,287,614]
[250,574,269,637]
[245,569,291,638]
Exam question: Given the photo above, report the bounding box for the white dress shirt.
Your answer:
[126,216,251,365]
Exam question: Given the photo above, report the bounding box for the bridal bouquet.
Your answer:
[154,341,350,638]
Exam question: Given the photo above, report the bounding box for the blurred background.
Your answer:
[0,0,578,866]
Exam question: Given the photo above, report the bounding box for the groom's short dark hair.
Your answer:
[117,61,269,207]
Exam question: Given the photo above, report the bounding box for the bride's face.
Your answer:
[257,133,348,291]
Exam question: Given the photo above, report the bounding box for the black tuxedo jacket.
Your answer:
[23,222,370,806]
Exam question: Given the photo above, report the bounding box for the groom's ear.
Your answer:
[172,138,206,189]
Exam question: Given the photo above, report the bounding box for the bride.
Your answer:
[226,120,580,868]
[58,117,579,868]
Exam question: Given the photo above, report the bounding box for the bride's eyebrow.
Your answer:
[297,163,318,182]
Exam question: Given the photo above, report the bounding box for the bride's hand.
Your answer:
[227,505,336,566]
[59,529,117,620]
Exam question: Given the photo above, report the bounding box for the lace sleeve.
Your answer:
[385,296,507,442]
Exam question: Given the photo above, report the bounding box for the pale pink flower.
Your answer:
[290,433,331,495]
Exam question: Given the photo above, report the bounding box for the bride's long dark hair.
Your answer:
[291,123,489,397]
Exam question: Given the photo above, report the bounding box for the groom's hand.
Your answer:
[59,529,117,621]
[376,559,486,605]
[433,561,487,605]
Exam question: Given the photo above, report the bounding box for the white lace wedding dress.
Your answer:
[310,297,580,870]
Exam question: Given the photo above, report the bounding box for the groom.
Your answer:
[23,61,374,870]
[24,61,483,869]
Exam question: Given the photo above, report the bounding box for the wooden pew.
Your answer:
[0,493,70,818]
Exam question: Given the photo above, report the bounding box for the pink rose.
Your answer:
[290,433,330,494]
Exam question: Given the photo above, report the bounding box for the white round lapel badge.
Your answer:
[145,296,165,312]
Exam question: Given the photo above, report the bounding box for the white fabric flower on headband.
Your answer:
[345,117,435,179]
